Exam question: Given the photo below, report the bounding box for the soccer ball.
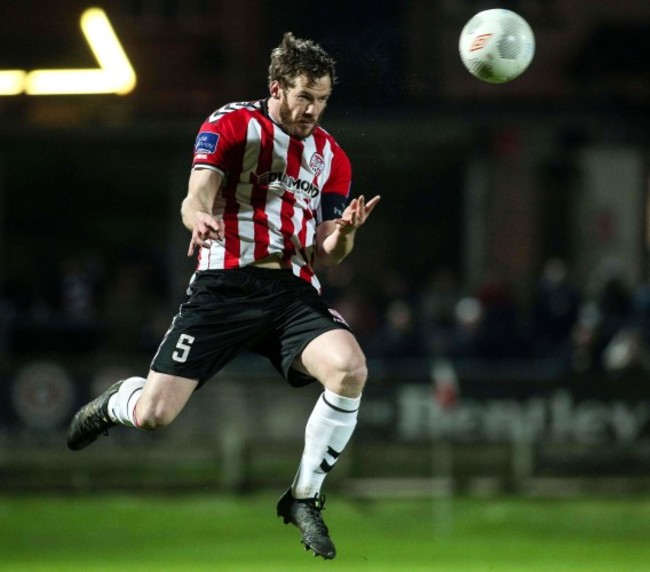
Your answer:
[459,9,535,84]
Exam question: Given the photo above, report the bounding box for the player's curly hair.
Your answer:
[268,32,337,88]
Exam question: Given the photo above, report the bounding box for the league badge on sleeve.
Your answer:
[194,132,220,156]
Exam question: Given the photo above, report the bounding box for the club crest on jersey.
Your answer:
[195,132,219,154]
[309,152,325,176]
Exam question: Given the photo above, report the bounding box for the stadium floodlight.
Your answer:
[0,7,136,96]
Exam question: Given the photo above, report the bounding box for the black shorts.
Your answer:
[150,267,351,387]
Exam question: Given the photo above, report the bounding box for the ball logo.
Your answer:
[309,152,325,177]
[470,33,493,52]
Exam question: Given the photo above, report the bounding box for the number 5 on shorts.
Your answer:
[173,334,195,363]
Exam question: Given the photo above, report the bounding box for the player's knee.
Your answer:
[329,357,367,397]
[346,362,368,394]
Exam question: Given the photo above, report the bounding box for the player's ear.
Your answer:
[269,81,281,99]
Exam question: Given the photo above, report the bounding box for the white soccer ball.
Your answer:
[459,9,535,84]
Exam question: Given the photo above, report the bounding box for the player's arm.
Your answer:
[181,168,225,256]
[316,194,381,266]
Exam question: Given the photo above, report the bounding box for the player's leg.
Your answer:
[296,328,367,396]
[277,328,367,560]
[290,328,366,497]
[110,371,199,429]
[66,371,198,450]
[67,269,264,451]
[68,272,207,451]
[66,303,203,451]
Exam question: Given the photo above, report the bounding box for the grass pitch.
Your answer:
[1,492,649,571]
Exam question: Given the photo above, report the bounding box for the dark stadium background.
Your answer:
[1,0,650,498]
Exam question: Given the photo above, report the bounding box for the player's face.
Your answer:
[271,75,332,139]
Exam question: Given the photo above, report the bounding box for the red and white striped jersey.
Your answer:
[190,99,351,291]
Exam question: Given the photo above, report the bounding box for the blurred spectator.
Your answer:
[472,266,525,359]
[571,262,635,373]
[446,296,485,359]
[598,272,634,344]
[570,301,602,372]
[602,327,650,374]
[416,266,461,357]
[366,298,424,360]
[530,257,580,362]
[599,272,650,375]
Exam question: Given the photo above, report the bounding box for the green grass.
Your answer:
[1,493,649,571]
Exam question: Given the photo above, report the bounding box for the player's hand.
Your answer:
[335,195,381,235]
[188,213,224,256]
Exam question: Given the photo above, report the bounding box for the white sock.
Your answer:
[292,389,361,499]
[107,376,145,427]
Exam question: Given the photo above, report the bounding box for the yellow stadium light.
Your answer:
[80,7,136,93]
[0,70,26,95]
[0,7,136,96]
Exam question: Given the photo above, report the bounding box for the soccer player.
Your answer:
[66,32,380,560]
